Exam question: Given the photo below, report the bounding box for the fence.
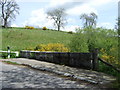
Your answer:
[20,49,98,70]
[0,51,19,58]
[98,58,120,73]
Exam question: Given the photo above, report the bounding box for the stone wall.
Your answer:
[20,50,98,70]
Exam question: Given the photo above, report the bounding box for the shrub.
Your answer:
[68,31,73,34]
[34,43,70,52]
[1,53,7,59]
[69,27,119,67]
[69,32,89,52]
[26,47,34,51]
[42,27,47,30]
[25,26,34,29]
[100,47,120,67]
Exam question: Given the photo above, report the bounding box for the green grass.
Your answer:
[1,28,73,51]
[2,61,20,65]
[98,62,120,88]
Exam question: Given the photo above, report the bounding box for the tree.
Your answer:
[80,12,98,28]
[47,8,67,31]
[118,17,120,38]
[116,17,120,34]
[0,0,20,28]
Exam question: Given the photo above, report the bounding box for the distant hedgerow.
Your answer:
[68,31,73,34]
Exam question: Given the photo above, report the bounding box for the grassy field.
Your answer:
[1,28,73,51]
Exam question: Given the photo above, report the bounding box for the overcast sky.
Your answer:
[12,0,118,32]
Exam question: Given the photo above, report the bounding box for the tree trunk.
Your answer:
[57,20,61,31]
[58,25,60,31]
[4,19,7,28]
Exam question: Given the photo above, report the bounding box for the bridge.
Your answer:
[0,58,116,88]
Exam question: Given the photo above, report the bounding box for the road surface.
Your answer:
[0,62,101,88]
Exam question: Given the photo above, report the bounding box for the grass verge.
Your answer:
[98,62,120,89]
[2,61,20,65]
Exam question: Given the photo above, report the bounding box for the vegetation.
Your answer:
[67,31,73,34]
[47,8,67,31]
[2,61,19,65]
[42,26,47,30]
[0,0,20,28]
[69,27,120,88]
[69,27,119,65]
[0,0,119,88]
[25,26,34,29]
[99,62,120,88]
[27,43,70,52]
[0,52,17,59]
[1,26,120,88]
[80,12,97,28]
[1,28,73,51]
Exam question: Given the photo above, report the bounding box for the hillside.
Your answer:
[1,28,73,51]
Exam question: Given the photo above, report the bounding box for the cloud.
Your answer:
[89,0,118,6]
[66,4,98,16]
[22,8,54,28]
[63,25,80,32]
[49,0,72,7]
[17,0,50,2]
[67,18,76,23]
[22,7,81,31]
[97,22,114,29]
[47,0,118,8]
[49,1,84,10]
[21,0,116,31]
[11,24,18,27]
[47,0,117,16]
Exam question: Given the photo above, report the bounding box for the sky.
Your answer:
[11,0,118,32]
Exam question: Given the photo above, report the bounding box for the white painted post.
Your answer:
[7,46,10,58]
[15,52,19,57]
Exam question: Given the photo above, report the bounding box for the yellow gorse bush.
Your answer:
[25,26,34,29]
[42,27,47,30]
[35,43,70,52]
[26,47,34,51]
[100,48,120,66]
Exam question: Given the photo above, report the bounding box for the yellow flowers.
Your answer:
[35,43,70,52]
[110,48,116,52]
[25,26,34,29]
[100,48,106,54]
[100,48,119,65]
[101,55,109,60]
[42,27,47,30]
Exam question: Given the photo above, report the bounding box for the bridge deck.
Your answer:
[0,58,116,85]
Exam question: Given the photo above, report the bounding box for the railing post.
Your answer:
[92,48,99,70]
[7,46,10,58]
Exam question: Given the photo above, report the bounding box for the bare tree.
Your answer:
[80,12,98,28]
[47,8,67,31]
[0,0,20,28]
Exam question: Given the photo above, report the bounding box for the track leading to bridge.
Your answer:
[0,58,116,88]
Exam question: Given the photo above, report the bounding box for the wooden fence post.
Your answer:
[92,48,99,70]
